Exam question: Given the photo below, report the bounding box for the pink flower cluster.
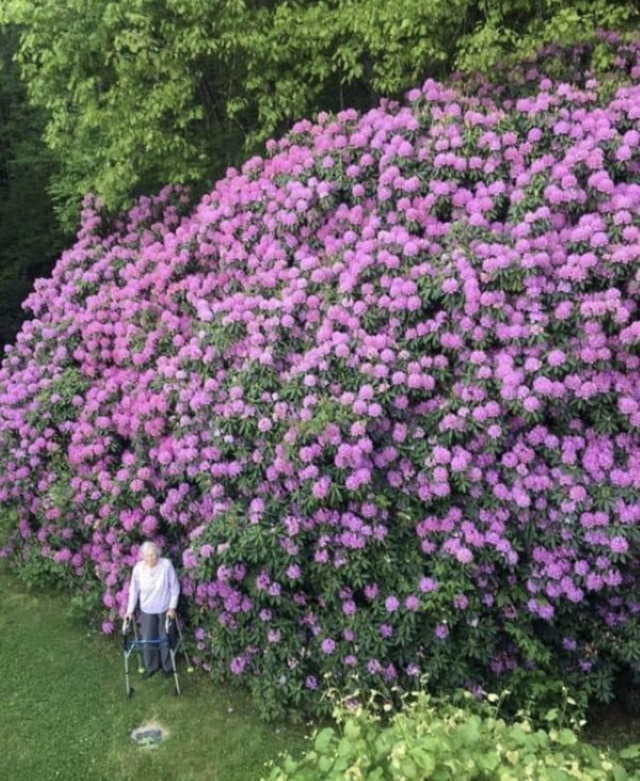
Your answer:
[2,34,640,714]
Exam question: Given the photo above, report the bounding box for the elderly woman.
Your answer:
[125,541,180,678]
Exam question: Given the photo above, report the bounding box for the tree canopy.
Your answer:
[2,0,639,224]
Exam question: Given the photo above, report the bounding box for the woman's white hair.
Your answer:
[139,540,161,559]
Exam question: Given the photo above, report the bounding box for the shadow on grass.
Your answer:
[585,702,640,752]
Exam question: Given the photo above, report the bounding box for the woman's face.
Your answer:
[143,550,158,567]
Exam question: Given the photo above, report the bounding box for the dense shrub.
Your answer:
[264,689,640,779]
[2,36,640,717]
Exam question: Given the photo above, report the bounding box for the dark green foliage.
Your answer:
[0,25,69,348]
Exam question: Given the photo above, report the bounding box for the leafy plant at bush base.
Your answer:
[264,689,640,780]
[3,37,640,718]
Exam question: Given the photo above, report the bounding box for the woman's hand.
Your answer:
[125,612,133,621]
[167,609,176,620]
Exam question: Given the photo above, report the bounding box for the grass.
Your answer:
[0,567,308,781]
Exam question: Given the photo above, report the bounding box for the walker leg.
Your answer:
[170,649,181,696]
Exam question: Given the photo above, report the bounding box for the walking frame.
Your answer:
[121,613,194,697]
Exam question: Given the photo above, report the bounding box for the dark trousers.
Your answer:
[140,609,172,673]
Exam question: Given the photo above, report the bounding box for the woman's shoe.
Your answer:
[142,668,159,679]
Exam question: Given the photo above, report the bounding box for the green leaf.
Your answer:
[314,727,335,753]
[554,729,578,746]
[413,748,436,774]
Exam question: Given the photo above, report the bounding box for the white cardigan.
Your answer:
[126,557,180,614]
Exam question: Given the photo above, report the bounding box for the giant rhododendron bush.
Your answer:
[2,36,640,716]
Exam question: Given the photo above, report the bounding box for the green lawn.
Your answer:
[0,568,308,781]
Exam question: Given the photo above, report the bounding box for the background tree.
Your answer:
[2,0,639,227]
